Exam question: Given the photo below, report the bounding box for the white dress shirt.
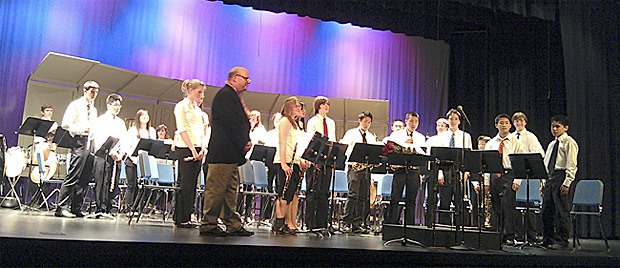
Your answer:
[126,126,156,164]
[274,118,301,165]
[62,96,98,136]
[306,114,336,142]
[340,127,380,162]
[544,133,578,187]
[173,97,204,148]
[388,128,427,154]
[513,128,545,156]
[440,129,473,149]
[90,111,127,156]
[485,133,525,185]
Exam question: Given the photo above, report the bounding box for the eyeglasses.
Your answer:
[235,74,251,83]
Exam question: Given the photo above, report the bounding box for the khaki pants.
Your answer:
[201,163,243,231]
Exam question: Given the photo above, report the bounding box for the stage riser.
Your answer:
[382,223,502,250]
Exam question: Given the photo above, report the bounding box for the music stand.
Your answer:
[52,127,79,149]
[249,145,276,164]
[302,132,329,165]
[326,142,349,171]
[340,143,379,232]
[151,141,176,163]
[85,136,119,220]
[16,117,55,211]
[431,147,471,249]
[509,153,546,249]
[127,139,165,224]
[384,152,430,247]
[464,150,503,249]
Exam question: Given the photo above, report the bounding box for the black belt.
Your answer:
[74,135,89,139]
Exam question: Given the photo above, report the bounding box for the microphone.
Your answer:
[456,105,471,125]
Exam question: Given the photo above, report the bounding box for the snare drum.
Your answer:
[5,146,27,178]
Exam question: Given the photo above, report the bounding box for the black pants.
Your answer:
[124,158,138,210]
[343,167,370,226]
[305,165,331,229]
[93,155,120,213]
[490,171,517,240]
[542,171,570,246]
[432,166,458,225]
[57,137,92,214]
[386,168,420,225]
[174,147,201,224]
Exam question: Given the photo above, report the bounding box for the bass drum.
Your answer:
[5,146,27,178]
[30,150,58,184]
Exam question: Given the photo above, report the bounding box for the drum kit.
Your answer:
[1,117,65,209]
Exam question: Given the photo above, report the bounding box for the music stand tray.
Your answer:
[301,132,329,165]
[131,139,158,157]
[326,142,348,171]
[464,150,503,175]
[52,127,78,149]
[249,145,276,164]
[431,147,466,168]
[17,117,55,138]
[95,137,120,158]
[348,143,383,166]
[151,142,178,161]
[509,153,546,249]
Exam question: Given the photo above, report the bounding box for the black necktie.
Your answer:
[516,132,520,139]
[547,139,559,174]
[361,131,367,144]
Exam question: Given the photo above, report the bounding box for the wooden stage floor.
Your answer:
[0,208,617,267]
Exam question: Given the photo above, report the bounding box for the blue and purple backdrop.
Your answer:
[0,0,449,147]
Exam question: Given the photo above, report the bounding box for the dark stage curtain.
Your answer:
[559,1,620,239]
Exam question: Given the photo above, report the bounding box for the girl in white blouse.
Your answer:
[124,109,156,212]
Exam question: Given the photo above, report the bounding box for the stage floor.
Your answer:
[0,208,617,267]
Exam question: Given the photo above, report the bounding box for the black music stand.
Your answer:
[300,133,333,237]
[509,153,546,249]
[86,136,119,220]
[346,143,382,232]
[151,142,176,163]
[464,150,503,249]
[324,141,348,235]
[384,152,431,247]
[16,117,55,211]
[430,147,470,249]
[249,145,276,164]
[52,127,78,149]
[127,138,164,224]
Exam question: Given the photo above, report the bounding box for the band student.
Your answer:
[200,67,254,236]
[386,112,427,225]
[541,115,578,250]
[304,96,336,232]
[340,111,379,233]
[172,79,207,228]
[55,80,99,218]
[485,113,525,246]
[431,108,473,226]
[91,94,127,216]
[124,109,156,213]
[272,96,305,235]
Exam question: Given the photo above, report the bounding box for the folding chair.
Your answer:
[243,160,277,227]
[570,179,610,252]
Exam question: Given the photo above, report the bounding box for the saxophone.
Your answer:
[387,141,416,170]
[351,162,373,172]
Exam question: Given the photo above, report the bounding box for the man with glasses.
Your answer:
[56,81,99,218]
[200,67,254,236]
[90,94,127,217]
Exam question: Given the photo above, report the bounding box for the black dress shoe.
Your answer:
[229,227,255,236]
[547,243,569,250]
[199,227,229,236]
[73,211,86,218]
[54,209,76,218]
[174,222,198,228]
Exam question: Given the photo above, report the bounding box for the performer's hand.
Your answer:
[438,176,445,186]
[299,160,309,172]
[512,183,520,191]
[244,141,252,152]
[560,185,569,196]
[281,163,293,177]
[405,138,413,144]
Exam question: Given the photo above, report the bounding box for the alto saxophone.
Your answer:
[351,162,373,172]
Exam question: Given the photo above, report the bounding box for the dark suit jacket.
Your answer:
[207,84,250,165]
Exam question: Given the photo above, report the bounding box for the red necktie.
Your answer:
[323,117,328,138]
[498,138,505,157]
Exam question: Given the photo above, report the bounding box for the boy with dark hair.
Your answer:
[484,113,525,246]
[541,115,578,250]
